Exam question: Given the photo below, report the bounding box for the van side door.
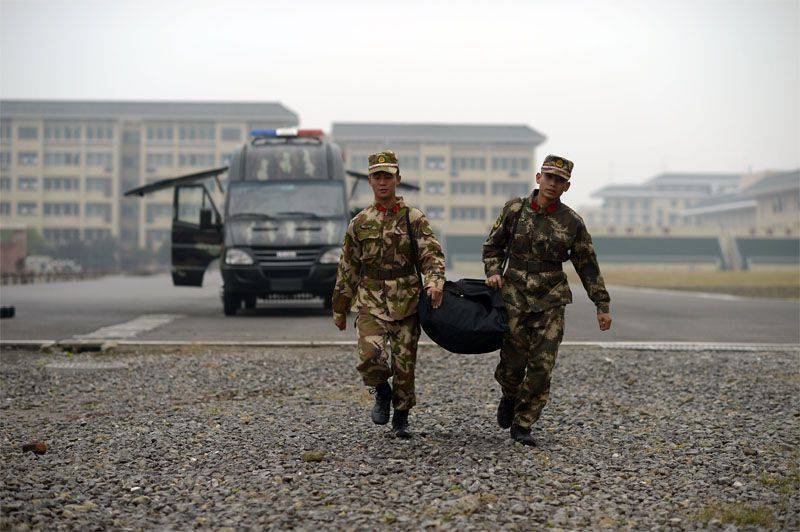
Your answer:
[172,184,223,286]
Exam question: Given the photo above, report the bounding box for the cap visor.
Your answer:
[541,167,570,180]
[368,164,398,175]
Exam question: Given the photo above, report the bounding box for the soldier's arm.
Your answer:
[412,210,446,291]
[482,200,515,278]
[331,219,361,321]
[569,220,610,314]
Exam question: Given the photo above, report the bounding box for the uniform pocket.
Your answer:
[356,225,382,261]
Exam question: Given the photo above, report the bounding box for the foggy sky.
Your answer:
[1,0,798,206]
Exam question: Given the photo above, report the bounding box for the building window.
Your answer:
[146,153,174,170]
[425,156,446,170]
[0,121,11,141]
[44,152,80,166]
[122,131,140,143]
[146,203,172,223]
[86,123,114,141]
[491,182,529,197]
[0,202,11,215]
[146,125,174,142]
[87,152,114,169]
[18,176,38,191]
[399,155,420,170]
[451,182,486,195]
[178,153,215,167]
[44,122,81,141]
[451,156,486,172]
[426,206,445,220]
[349,155,369,171]
[86,177,112,197]
[86,202,112,222]
[221,128,241,142]
[43,228,81,242]
[0,177,10,190]
[424,181,445,195]
[0,152,10,170]
[85,228,112,240]
[772,195,784,213]
[44,177,80,191]
[402,179,419,195]
[179,124,215,142]
[17,202,38,216]
[492,157,529,175]
[491,206,503,220]
[451,206,486,220]
[18,152,39,166]
[44,202,80,216]
[17,126,38,140]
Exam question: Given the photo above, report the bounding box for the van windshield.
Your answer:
[246,144,328,180]
[227,181,345,218]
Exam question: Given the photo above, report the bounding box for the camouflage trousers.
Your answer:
[356,308,421,411]
[495,305,565,429]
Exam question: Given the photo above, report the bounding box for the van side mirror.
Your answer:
[200,208,213,229]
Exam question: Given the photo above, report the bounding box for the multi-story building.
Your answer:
[589,173,742,231]
[0,100,298,249]
[332,122,546,269]
[683,169,800,235]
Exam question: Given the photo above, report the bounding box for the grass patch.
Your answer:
[567,269,800,298]
[696,502,775,528]
[761,472,800,495]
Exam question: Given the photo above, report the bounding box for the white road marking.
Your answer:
[606,284,793,302]
[73,314,182,340]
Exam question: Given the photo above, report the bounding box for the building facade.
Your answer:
[0,100,298,249]
[332,123,546,269]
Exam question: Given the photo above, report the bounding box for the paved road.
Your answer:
[1,272,798,343]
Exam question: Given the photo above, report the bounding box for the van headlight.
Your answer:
[225,248,254,265]
[319,247,342,264]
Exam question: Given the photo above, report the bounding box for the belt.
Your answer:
[362,264,416,280]
[508,257,563,273]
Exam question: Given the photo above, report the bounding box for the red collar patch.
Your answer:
[376,203,401,214]
[531,198,559,213]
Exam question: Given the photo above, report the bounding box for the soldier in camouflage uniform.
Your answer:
[483,154,612,446]
[332,150,446,438]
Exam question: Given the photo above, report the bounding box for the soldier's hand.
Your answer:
[486,274,504,289]
[597,312,612,331]
[334,313,346,331]
[427,286,444,309]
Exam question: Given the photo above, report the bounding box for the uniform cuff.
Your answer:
[332,295,352,314]
[596,304,610,314]
[425,275,445,291]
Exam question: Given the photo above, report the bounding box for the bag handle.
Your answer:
[405,208,424,286]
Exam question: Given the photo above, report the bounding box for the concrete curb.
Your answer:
[1,339,798,352]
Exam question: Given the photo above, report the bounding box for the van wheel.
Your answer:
[223,291,240,316]
[244,297,256,309]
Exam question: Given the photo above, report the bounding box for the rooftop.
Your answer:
[331,122,546,145]
[741,169,800,197]
[0,99,299,123]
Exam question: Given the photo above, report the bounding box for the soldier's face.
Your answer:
[536,172,570,201]
[368,171,400,201]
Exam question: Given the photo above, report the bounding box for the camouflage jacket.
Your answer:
[483,190,610,314]
[332,197,446,322]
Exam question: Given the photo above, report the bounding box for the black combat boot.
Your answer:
[392,409,412,439]
[371,381,392,425]
[496,396,515,428]
[510,424,536,446]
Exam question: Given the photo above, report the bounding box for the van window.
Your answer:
[246,145,327,181]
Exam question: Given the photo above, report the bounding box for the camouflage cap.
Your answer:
[541,154,574,180]
[368,150,399,175]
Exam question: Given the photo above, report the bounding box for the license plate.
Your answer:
[270,279,302,291]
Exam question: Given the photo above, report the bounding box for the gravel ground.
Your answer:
[1,344,798,530]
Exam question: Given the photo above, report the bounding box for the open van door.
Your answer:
[172,184,223,286]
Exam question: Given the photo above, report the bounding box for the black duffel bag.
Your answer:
[406,211,509,354]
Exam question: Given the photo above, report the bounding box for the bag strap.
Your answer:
[405,208,424,285]
[500,196,526,272]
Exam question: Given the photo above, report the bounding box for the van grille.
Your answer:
[250,247,321,268]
